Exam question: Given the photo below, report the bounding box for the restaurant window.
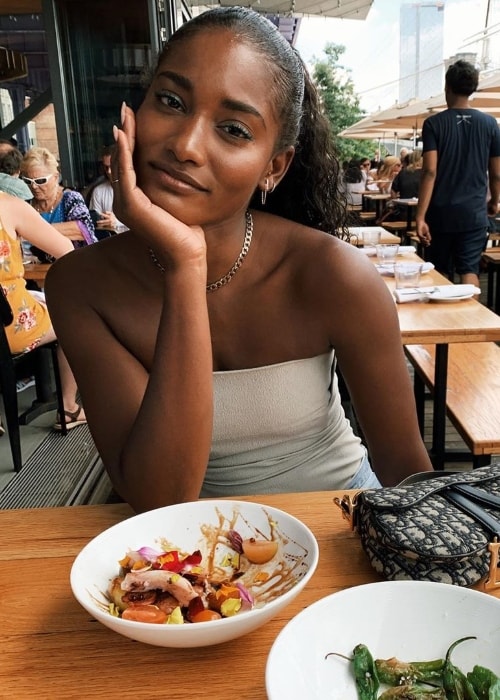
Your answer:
[46,0,177,189]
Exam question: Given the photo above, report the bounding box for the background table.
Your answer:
[379,252,500,466]
[348,225,401,245]
[23,262,51,285]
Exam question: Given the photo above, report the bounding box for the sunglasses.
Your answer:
[22,174,55,186]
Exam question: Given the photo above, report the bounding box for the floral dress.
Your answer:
[0,201,52,354]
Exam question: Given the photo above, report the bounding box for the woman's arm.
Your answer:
[59,190,97,243]
[46,106,214,513]
[3,195,74,258]
[52,220,86,240]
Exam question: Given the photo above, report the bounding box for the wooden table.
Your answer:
[379,251,500,466]
[0,494,374,699]
[362,193,391,219]
[2,495,498,698]
[392,198,418,233]
[23,262,51,284]
[348,226,401,245]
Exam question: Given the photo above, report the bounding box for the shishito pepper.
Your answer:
[375,656,445,686]
[442,637,479,700]
[351,644,380,700]
[325,643,379,700]
[378,687,446,698]
[466,666,500,700]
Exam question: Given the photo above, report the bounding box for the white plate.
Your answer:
[424,291,475,302]
[265,580,500,700]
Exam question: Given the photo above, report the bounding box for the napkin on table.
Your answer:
[376,261,435,276]
[393,284,481,303]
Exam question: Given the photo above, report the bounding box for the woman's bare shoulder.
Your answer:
[46,233,137,298]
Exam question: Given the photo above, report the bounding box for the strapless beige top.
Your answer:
[201,351,365,497]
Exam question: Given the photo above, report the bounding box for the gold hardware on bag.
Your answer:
[333,493,360,530]
[484,538,500,592]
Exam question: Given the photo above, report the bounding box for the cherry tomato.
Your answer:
[242,538,278,564]
[122,604,168,624]
[190,609,222,623]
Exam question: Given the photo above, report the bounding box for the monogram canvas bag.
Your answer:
[334,464,500,591]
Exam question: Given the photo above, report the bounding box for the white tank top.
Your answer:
[201,351,365,497]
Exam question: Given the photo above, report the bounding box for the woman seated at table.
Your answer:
[340,160,365,206]
[45,7,433,512]
[378,149,423,224]
[0,191,86,430]
[20,147,96,261]
[391,148,422,199]
[373,155,402,194]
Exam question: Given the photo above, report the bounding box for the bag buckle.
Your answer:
[333,493,360,530]
[484,538,500,592]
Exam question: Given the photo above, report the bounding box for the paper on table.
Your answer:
[393,284,481,303]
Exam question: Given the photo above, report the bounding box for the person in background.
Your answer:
[373,155,402,194]
[391,148,422,199]
[20,147,97,257]
[45,6,433,513]
[416,60,500,286]
[359,157,372,188]
[89,145,128,237]
[399,147,410,166]
[0,141,32,201]
[340,159,365,206]
[0,191,86,430]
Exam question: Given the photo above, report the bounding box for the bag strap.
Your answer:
[444,488,500,539]
[452,483,500,510]
[444,486,500,592]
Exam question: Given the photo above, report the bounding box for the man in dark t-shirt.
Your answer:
[416,60,500,286]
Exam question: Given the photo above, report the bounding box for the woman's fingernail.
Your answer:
[113,124,119,142]
[121,102,126,125]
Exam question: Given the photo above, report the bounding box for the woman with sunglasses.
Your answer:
[21,147,96,255]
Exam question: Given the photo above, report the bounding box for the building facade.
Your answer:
[399,1,445,104]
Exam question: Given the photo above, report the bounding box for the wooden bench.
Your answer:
[405,342,500,468]
[481,248,500,314]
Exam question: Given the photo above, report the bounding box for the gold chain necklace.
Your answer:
[149,210,253,293]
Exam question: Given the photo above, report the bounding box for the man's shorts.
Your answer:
[426,227,488,277]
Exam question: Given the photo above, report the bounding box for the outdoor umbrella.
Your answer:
[216,0,373,19]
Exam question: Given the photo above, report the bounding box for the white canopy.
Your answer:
[197,0,373,19]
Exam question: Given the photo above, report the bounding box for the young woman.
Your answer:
[45,7,433,512]
[0,192,86,429]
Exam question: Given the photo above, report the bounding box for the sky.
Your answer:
[295,0,496,115]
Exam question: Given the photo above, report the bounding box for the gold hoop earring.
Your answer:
[261,177,276,206]
[261,177,269,206]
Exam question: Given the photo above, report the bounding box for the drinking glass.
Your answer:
[394,262,423,289]
[376,244,399,263]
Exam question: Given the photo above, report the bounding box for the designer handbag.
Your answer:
[334,464,500,591]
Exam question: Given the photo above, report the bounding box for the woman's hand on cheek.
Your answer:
[111,104,207,271]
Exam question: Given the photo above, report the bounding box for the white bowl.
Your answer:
[70,499,318,648]
[266,580,500,699]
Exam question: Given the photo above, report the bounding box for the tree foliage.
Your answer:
[311,43,376,163]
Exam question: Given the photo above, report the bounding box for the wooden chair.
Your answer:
[0,285,66,472]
